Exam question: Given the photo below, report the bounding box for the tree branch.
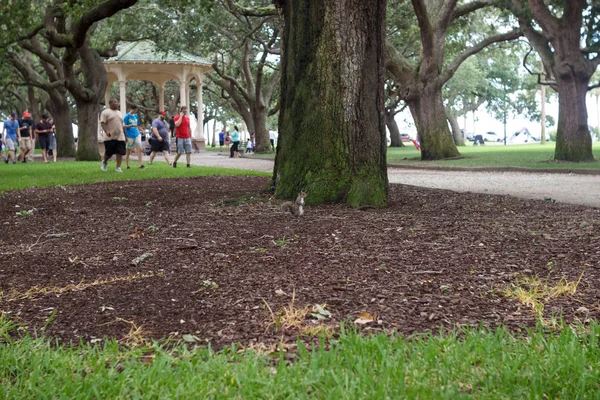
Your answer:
[439,29,523,86]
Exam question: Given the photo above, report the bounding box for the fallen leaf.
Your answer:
[275,289,287,296]
[354,311,377,325]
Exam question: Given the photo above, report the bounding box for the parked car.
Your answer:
[400,133,412,142]
[481,131,502,142]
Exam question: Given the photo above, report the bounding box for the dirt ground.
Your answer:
[1,176,599,347]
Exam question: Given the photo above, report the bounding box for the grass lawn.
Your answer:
[1,318,599,398]
[0,161,269,193]
[388,142,600,169]
[242,142,600,169]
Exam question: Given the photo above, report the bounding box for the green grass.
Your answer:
[387,142,600,169]
[1,317,599,399]
[243,143,600,169]
[0,161,269,192]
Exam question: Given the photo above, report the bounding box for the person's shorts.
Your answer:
[126,136,142,149]
[177,138,192,154]
[38,134,51,150]
[19,137,32,150]
[5,138,17,151]
[104,140,126,157]
[151,139,169,153]
[219,140,224,146]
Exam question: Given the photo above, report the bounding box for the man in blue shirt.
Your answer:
[123,105,145,169]
[2,112,20,164]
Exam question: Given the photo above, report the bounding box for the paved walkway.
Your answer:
[184,152,600,208]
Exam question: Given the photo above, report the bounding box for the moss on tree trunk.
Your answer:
[272,0,388,208]
[409,86,460,160]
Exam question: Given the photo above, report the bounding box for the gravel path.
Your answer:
[188,152,600,208]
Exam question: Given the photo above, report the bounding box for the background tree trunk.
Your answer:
[409,85,460,160]
[75,100,101,161]
[273,0,388,207]
[554,76,593,161]
[446,111,464,146]
[385,110,404,147]
[46,92,76,158]
[253,104,270,152]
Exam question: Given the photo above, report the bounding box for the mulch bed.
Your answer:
[1,176,599,348]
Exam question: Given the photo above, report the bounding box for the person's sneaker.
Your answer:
[115,167,123,173]
[101,162,107,171]
[4,157,8,164]
[172,162,177,168]
[12,161,16,164]
[126,166,131,169]
[187,164,190,168]
[139,165,145,169]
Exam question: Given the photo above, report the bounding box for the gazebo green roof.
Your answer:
[105,41,212,66]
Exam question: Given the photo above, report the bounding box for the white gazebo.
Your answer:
[104,41,213,149]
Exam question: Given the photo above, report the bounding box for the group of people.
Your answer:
[100,99,193,172]
[1,111,57,164]
[218,126,259,158]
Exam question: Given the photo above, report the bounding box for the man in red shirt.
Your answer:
[172,106,192,168]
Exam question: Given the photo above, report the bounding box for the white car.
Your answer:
[481,131,502,142]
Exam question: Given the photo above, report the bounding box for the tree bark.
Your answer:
[75,100,101,161]
[385,110,404,147]
[408,84,460,160]
[253,102,270,152]
[446,110,464,146]
[46,91,76,157]
[273,0,388,207]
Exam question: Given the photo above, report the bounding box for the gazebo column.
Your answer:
[179,80,186,108]
[119,80,127,112]
[159,84,165,112]
[104,85,110,108]
[196,75,204,141]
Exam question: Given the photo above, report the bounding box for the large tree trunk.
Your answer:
[46,91,76,158]
[409,85,460,160]
[273,0,388,207]
[385,110,404,147]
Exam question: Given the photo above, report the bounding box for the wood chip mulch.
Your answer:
[0,176,598,348]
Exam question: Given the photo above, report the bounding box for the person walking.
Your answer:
[123,105,145,169]
[2,113,20,164]
[172,106,192,168]
[229,125,240,158]
[34,114,54,163]
[149,110,172,165]
[218,129,225,152]
[18,111,35,162]
[48,119,57,162]
[100,98,126,172]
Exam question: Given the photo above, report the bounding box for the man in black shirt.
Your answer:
[18,111,35,162]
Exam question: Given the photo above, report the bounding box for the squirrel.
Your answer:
[281,191,307,217]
